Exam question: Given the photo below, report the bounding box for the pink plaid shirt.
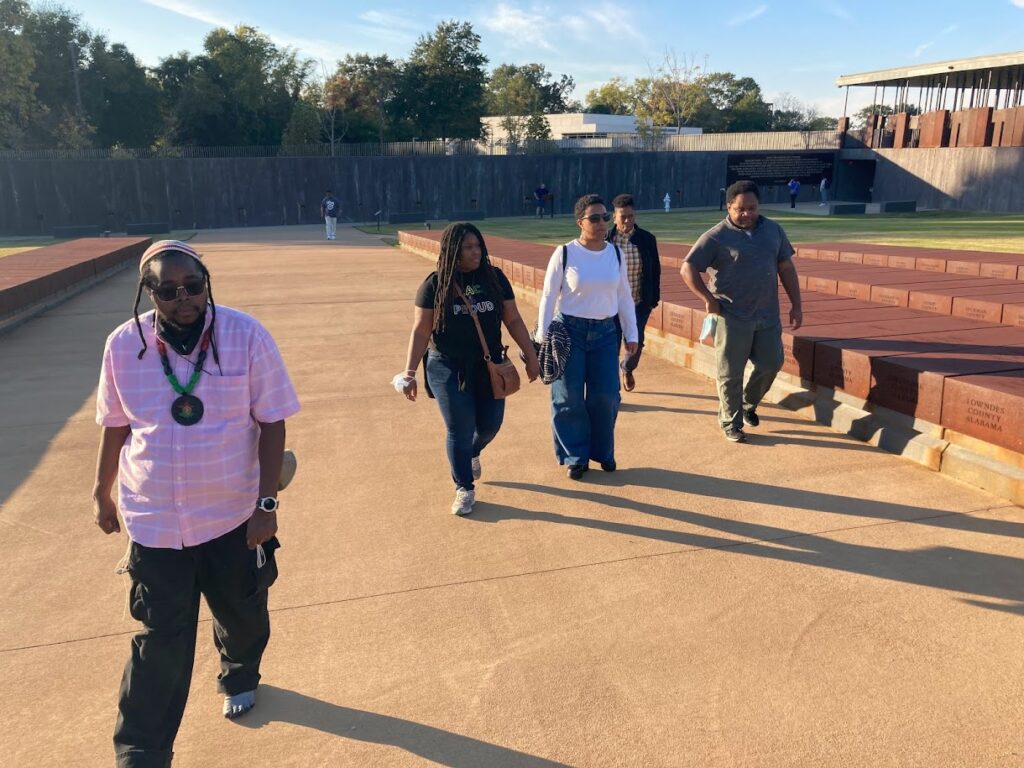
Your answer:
[96,306,300,549]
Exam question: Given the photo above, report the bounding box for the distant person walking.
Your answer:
[818,176,829,207]
[788,178,801,208]
[534,184,548,218]
[681,181,803,443]
[397,223,539,516]
[321,189,340,240]
[536,194,638,479]
[607,193,661,393]
[663,192,671,212]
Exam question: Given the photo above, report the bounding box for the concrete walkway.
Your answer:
[1,225,1022,767]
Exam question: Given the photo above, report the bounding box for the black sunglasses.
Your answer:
[580,213,612,223]
[151,278,206,302]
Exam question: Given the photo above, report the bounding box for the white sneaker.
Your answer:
[451,487,475,516]
[471,456,482,480]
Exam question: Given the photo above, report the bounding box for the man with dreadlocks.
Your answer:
[396,222,540,516]
[92,240,300,767]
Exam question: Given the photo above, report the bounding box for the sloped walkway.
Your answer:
[0,224,1021,767]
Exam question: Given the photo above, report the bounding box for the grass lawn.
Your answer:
[0,230,196,260]
[357,210,1024,253]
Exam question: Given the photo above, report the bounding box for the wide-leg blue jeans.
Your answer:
[426,352,505,490]
[550,314,621,467]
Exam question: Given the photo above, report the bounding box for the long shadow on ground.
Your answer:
[236,686,571,768]
[480,471,1024,615]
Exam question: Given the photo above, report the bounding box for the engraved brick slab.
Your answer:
[521,265,534,289]
[862,252,889,267]
[872,348,1024,422]
[511,262,524,285]
[646,302,664,331]
[942,370,1024,453]
[662,303,692,340]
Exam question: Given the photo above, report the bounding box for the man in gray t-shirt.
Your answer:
[682,180,803,442]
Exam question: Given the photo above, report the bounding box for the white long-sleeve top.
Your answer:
[535,240,639,344]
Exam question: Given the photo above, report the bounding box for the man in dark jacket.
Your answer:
[607,193,661,392]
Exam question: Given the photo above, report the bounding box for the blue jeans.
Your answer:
[621,301,653,372]
[550,314,621,466]
[426,352,505,490]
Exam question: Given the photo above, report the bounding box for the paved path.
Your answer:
[1,225,1022,767]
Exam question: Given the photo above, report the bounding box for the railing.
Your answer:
[0,130,843,161]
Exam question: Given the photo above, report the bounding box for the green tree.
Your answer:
[335,53,401,144]
[19,3,93,146]
[81,37,162,147]
[0,0,42,148]
[155,25,311,146]
[584,77,635,115]
[397,20,487,140]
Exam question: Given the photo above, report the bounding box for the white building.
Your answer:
[481,113,702,141]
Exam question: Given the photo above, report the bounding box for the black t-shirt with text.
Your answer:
[415,267,515,363]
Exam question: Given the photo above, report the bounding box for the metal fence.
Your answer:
[0,130,843,161]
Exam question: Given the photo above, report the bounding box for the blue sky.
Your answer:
[65,1,1024,120]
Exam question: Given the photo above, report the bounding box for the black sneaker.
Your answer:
[723,425,747,443]
[600,460,616,472]
[742,409,760,428]
[567,464,588,480]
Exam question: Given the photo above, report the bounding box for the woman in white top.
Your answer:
[535,194,638,479]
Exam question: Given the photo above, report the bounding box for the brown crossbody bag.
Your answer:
[454,284,521,399]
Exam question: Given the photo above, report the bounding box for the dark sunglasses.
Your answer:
[151,278,206,302]
[581,213,612,223]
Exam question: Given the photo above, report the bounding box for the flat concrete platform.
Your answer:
[2,225,1023,768]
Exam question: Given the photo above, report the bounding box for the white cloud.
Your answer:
[727,4,768,27]
[358,11,423,31]
[1012,0,1024,9]
[821,1,853,21]
[579,2,644,42]
[913,41,934,58]
[141,0,233,28]
[480,3,555,50]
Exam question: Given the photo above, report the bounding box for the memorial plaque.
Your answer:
[836,279,873,300]
[870,286,910,306]
[511,261,523,285]
[946,259,982,276]
[951,297,1003,323]
[908,291,954,315]
[942,371,1024,453]
[725,152,835,186]
[521,265,534,289]
[663,303,692,340]
[796,247,818,259]
[839,251,864,264]
[1002,304,1024,327]
[807,276,839,294]
[862,253,889,267]
[872,349,1024,422]
[817,249,840,262]
[887,255,916,270]
[534,266,545,290]
[979,262,1020,280]
[915,257,947,273]
[646,302,663,331]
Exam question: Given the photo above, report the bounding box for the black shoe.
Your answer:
[600,460,616,472]
[723,425,747,443]
[567,464,588,480]
[742,409,759,428]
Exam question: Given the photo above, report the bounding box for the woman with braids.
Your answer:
[92,240,300,766]
[396,222,540,516]
[535,194,638,480]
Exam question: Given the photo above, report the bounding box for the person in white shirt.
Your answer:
[535,194,638,480]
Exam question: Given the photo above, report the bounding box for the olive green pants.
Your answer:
[713,314,784,429]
